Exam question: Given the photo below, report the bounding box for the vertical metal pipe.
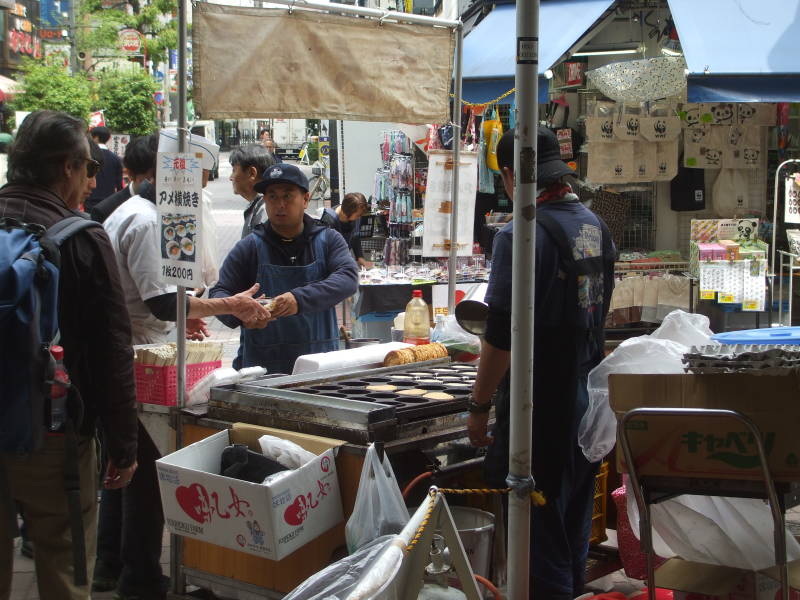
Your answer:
[507,0,539,597]
[447,24,464,315]
[170,0,189,594]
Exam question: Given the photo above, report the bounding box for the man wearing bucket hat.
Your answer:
[467,127,616,599]
[211,163,359,374]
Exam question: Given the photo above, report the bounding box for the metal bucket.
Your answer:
[450,506,495,580]
[345,338,381,349]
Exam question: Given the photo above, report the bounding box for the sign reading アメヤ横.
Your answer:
[156,152,203,287]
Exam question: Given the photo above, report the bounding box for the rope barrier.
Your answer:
[404,485,546,553]
[451,87,516,108]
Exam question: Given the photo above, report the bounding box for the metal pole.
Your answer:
[507,0,538,597]
[170,0,189,594]
[68,1,78,73]
[771,160,800,279]
[447,24,463,315]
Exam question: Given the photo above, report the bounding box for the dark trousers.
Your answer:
[490,376,599,599]
[96,421,164,596]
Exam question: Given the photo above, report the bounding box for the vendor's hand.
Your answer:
[467,412,493,447]
[186,318,210,340]
[229,283,271,325]
[357,257,374,269]
[104,460,138,489]
[270,292,299,318]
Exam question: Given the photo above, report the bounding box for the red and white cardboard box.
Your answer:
[156,423,344,560]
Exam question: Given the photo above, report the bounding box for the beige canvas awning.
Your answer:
[192,2,455,124]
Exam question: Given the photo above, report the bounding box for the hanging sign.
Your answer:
[109,134,130,158]
[89,111,105,128]
[785,175,800,224]
[156,152,203,287]
[422,150,478,258]
[118,28,143,54]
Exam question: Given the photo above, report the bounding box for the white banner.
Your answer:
[786,177,800,224]
[156,152,204,287]
[422,150,477,258]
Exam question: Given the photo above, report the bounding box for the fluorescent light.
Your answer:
[573,48,639,57]
[543,69,554,79]
[661,47,682,57]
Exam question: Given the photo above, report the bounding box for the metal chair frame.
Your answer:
[618,407,789,600]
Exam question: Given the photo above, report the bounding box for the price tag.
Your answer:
[743,300,759,311]
[700,290,716,300]
[719,293,735,303]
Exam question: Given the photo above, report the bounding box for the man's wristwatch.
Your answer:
[468,399,492,414]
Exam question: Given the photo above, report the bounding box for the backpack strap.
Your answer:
[42,216,100,247]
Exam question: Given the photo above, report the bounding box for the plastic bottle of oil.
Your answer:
[403,290,431,345]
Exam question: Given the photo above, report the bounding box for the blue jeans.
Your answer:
[96,420,164,596]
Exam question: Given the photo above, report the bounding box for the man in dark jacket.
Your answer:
[467,128,615,599]
[318,192,372,268]
[211,163,359,374]
[90,134,158,224]
[0,110,138,600]
[86,126,124,212]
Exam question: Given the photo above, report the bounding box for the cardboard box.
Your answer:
[156,423,344,560]
[657,557,800,599]
[609,373,800,482]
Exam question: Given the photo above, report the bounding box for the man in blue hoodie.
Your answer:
[211,163,359,374]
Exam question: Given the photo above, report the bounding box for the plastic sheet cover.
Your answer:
[192,3,455,123]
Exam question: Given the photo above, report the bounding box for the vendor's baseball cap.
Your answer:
[254,163,309,193]
[496,127,575,186]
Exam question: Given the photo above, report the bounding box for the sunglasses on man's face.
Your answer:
[84,158,101,178]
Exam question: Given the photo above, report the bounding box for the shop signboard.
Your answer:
[156,424,344,560]
[156,151,203,287]
[8,1,41,59]
[118,28,143,54]
[43,42,70,69]
[422,150,478,258]
[89,111,105,129]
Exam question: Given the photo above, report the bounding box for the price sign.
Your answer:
[718,293,736,304]
[156,152,204,287]
[700,290,716,300]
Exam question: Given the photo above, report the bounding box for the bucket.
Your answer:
[450,506,495,580]
[346,338,381,349]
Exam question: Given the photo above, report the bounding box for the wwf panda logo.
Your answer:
[626,118,640,136]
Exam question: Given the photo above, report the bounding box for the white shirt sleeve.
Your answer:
[123,219,177,301]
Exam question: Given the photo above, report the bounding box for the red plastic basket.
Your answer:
[135,361,222,406]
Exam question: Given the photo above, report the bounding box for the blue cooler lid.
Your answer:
[711,327,800,345]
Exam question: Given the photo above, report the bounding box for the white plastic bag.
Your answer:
[431,315,480,357]
[626,491,800,571]
[283,535,401,600]
[650,309,717,349]
[345,445,410,553]
[258,434,316,470]
[579,310,717,462]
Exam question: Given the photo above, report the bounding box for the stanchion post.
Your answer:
[170,0,189,595]
[507,0,539,597]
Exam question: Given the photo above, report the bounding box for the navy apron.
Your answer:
[241,230,339,374]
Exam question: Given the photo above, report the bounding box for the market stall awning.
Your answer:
[0,74,21,100]
[193,3,456,123]
[669,0,800,102]
[462,0,616,106]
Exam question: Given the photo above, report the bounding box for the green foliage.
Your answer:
[11,60,93,121]
[95,68,157,135]
[77,0,178,68]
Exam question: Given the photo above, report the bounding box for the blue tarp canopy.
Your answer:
[669,0,800,102]
[462,0,616,106]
